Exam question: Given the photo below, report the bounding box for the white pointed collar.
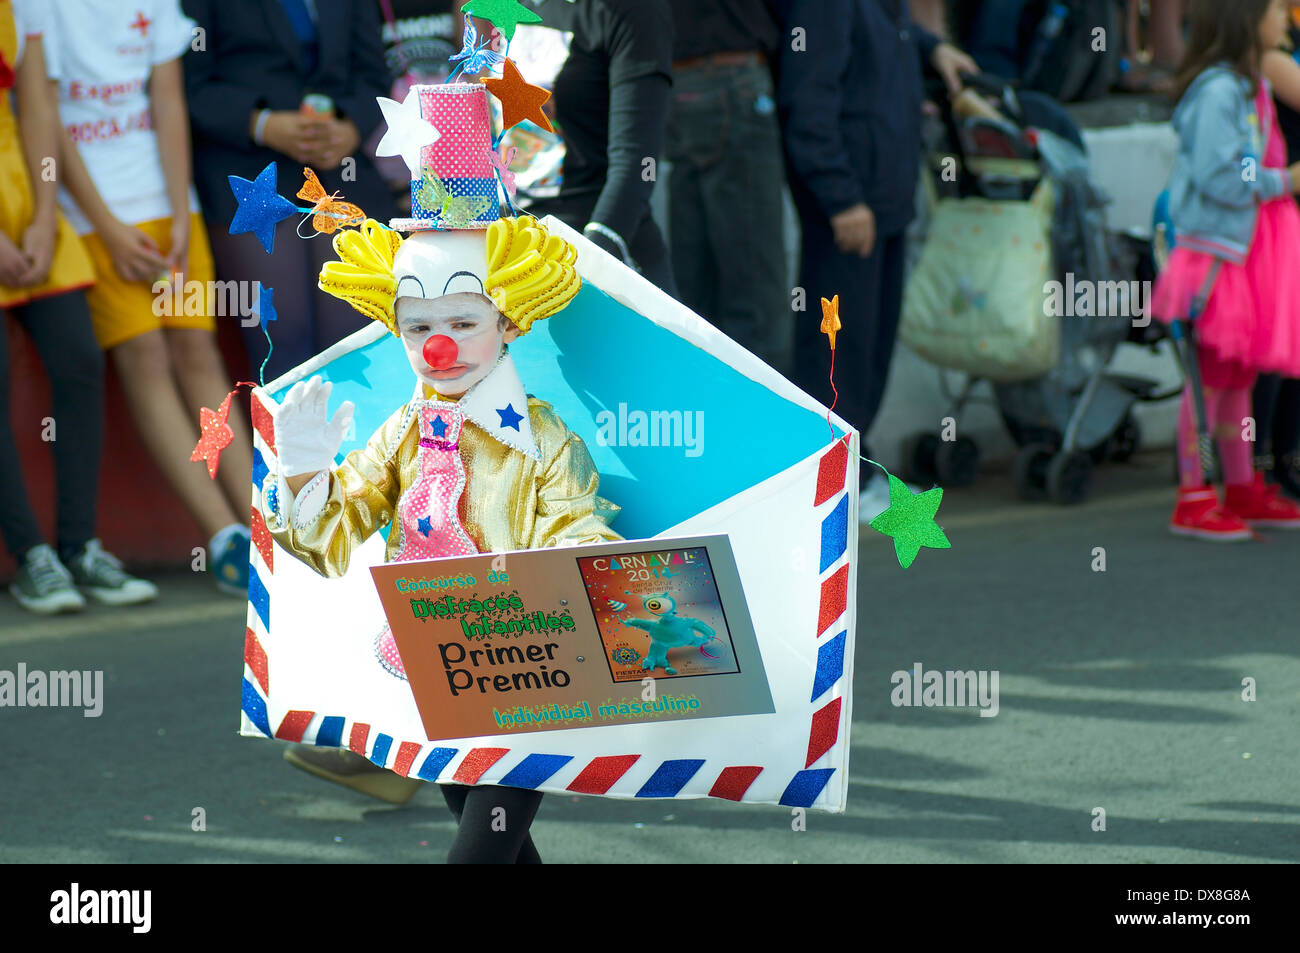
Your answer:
[405,349,539,461]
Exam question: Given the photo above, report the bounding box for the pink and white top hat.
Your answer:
[385,83,502,232]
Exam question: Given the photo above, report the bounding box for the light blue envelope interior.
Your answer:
[270,283,841,540]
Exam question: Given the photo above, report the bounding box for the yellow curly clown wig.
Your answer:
[317,216,581,335]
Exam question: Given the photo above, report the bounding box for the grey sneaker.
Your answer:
[64,539,158,606]
[9,544,86,615]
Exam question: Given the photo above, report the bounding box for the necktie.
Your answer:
[278,0,319,74]
[375,403,479,678]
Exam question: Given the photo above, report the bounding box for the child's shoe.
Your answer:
[283,744,422,805]
[9,544,86,615]
[64,540,159,605]
[209,524,251,596]
[1223,473,1300,528]
[1169,487,1251,541]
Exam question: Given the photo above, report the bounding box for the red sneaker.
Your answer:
[1169,487,1252,541]
[1223,474,1300,528]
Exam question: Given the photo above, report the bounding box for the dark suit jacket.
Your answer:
[181,0,396,227]
[777,0,939,236]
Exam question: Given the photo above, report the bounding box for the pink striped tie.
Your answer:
[376,403,478,678]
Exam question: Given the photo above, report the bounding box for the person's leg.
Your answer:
[0,310,48,560]
[1214,382,1255,486]
[1149,0,1186,69]
[665,101,716,323]
[1125,0,1142,61]
[111,329,241,540]
[860,232,909,443]
[701,63,790,374]
[440,783,542,863]
[1272,377,1300,458]
[1220,363,1300,522]
[1276,378,1300,497]
[1175,386,1211,488]
[665,63,725,324]
[207,218,319,383]
[1252,373,1281,474]
[443,785,544,864]
[789,203,884,475]
[13,292,104,560]
[164,327,254,518]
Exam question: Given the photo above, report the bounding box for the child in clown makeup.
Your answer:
[258,216,619,863]
[394,292,520,397]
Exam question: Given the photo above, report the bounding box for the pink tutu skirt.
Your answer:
[1152,196,1300,378]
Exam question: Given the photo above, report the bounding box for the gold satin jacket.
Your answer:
[263,395,621,579]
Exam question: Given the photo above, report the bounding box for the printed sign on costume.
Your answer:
[371,536,773,740]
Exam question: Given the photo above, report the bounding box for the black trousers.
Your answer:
[440,784,544,864]
[789,220,908,483]
[0,291,104,562]
[1252,374,1300,466]
[528,194,677,298]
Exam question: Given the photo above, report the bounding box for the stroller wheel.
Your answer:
[934,436,980,487]
[1013,443,1055,501]
[1046,451,1094,506]
[1109,415,1141,463]
[903,432,941,484]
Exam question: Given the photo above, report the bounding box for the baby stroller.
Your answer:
[900,72,1176,504]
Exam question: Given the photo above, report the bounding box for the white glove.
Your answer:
[275,376,354,477]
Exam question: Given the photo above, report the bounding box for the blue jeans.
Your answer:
[667,60,790,375]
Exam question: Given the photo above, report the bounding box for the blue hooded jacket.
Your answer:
[1168,64,1293,265]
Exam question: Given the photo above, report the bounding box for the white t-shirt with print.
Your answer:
[11,0,61,77]
[49,0,200,234]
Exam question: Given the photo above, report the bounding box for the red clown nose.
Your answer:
[422,334,459,370]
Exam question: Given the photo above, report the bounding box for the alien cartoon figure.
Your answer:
[620,593,717,675]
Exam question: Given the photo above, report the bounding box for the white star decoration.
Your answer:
[375,92,441,179]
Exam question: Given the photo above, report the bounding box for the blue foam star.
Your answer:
[496,403,524,431]
[429,414,448,438]
[255,284,277,332]
[228,162,297,254]
[417,515,433,537]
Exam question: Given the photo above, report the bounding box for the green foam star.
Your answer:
[462,0,543,41]
[868,474,951,569]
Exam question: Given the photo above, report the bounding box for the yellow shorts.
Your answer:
[79,213,217,350]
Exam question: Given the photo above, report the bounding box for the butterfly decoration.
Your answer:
[489,145,519,197]
[448,16,505,77]
[296,168,366,234]
[414,170,494,228]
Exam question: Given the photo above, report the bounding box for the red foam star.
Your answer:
[192,390,236,478]
[483,57,554,133]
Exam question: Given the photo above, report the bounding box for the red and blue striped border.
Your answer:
[241,397,850,807]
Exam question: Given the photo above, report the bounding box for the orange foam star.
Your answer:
[483,57,554,133]
[191,390,236,479]
[820,295,842,350]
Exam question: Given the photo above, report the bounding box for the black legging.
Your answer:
[0,291,103,563]
[440,784,544,864]
[1251,374,1300,468]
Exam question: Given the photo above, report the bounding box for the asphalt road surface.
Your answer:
[2,453,1296,863]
